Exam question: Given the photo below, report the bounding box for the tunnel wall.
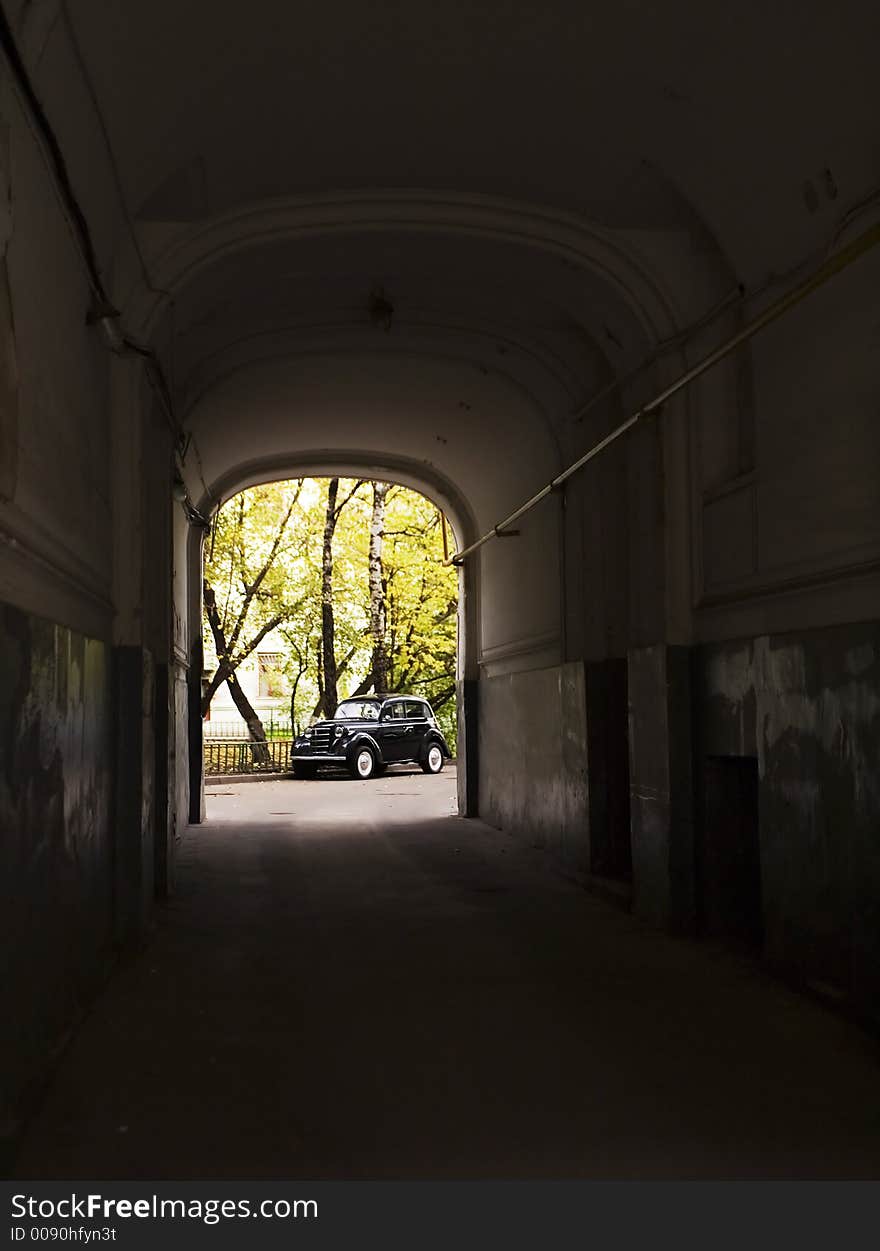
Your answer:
[0,60,119,1159]
[627,644,695,931]
[693,622,880,1021]
[478,661,589,873]
[0,604,114,1152]
[172,507,192,837]
[0,59,182,1155]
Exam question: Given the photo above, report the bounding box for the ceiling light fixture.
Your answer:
[369,286,394,333]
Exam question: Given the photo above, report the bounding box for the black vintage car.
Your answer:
[292,695,451,780]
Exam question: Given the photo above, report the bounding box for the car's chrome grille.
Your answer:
[308,724,334,751]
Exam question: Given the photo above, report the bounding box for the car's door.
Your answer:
[375,699,409,761]
[403,699,430,759]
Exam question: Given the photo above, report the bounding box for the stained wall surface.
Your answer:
[478,662,590,873]
[0,606,113,1147]
[695,623,880,1018]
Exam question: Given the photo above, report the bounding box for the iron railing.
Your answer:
[204,714,294,741]
[204,738,293,775]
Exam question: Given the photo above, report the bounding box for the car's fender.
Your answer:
[424,729,452,759]
[344,730,383,765]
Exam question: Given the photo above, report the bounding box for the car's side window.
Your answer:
[405,700,426,720]
[384,700,406,720]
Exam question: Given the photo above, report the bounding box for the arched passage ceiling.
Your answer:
[26,1,879,495]
[55,0,879,275]
[168,225,653,418]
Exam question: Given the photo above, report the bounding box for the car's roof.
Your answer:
[376,693,429,703]
[339,693,429,705]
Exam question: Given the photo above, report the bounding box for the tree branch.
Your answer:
[226,488,299,657]
[333,478,367,520]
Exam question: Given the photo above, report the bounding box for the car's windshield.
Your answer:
[334,700,380,721]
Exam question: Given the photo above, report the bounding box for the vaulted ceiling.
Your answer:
[56,1,878,265]
[17,1,878,494]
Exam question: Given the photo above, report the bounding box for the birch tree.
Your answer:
[368,480,390,693]
[316,476,367,718]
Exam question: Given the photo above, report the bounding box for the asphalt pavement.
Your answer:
[13,768,880,1178]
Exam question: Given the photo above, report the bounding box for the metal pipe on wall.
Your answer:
[448,219,880,566]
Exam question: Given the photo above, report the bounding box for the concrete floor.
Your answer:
[13,770,880,1179]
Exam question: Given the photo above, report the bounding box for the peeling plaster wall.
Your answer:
[0,43,133,1157]
[0,603,113,1150]
[478,662,589,872]
[627,644,695,931]
[695,622,880,1019]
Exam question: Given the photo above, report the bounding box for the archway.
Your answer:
[179,441,488,832]
[191,469,473,823]
[150,189,745,898]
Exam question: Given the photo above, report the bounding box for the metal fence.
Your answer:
[204,715,294,741]
[204,738,293,775]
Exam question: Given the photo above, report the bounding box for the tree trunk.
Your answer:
[202,577,269,761]
[201,485,300,727]
[287,642,307,734]
[201,600,285,714]
[224,669,271,763]
[368,481,390,693]
[321,477,340,717]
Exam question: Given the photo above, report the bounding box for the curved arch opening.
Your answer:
[184,464,481,826]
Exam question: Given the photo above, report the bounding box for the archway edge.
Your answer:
[200,447,479,556]
[186,446,482,819]
[127,190,683,342]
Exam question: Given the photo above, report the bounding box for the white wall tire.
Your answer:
[350,747,377,780]
[421,743,444,774]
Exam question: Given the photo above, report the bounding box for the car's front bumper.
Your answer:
[293,745,348,763]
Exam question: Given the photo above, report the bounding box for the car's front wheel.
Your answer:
[349,746,378,780]
[421,743,444,774]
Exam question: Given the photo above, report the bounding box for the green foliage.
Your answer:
[379,486,458,745]
[203,477,459,751]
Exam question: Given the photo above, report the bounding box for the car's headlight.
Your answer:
[332,725,347,741]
